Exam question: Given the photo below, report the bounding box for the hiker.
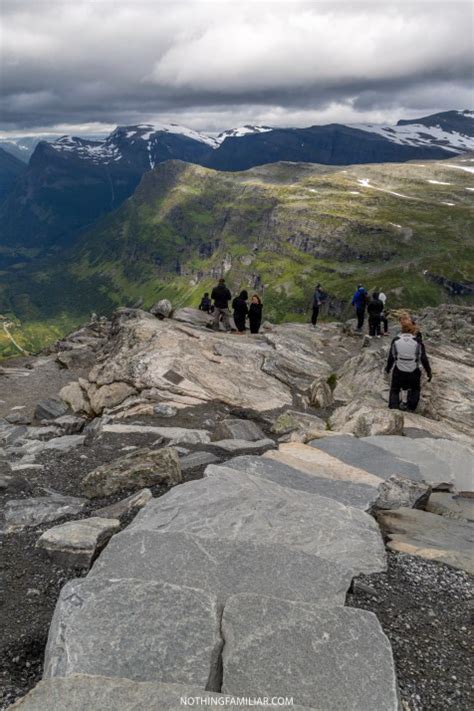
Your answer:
[198,292,213,313]
[232,290,249,334]
[248,294,263,334]
[311,284,326,327]
[385,314,432,411]
[211,278,232,331]
[378,290,389,335]
[367,291,384,337]
[351,284,368,331]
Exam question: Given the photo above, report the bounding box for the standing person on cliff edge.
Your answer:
[351,284,368,331]
[311,284,326,328]
[211,278,232,332]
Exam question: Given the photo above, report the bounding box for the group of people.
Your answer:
[351,284,389,337]
[199,278,263,334]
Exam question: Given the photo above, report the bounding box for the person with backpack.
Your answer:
[211,278,232,332]
[378,289,389,335]
[311,284,326,327]
[351,284,368,331]
[232,290,249,334]
[385,315,432,411]
[367,291,384,337]
[248,294,263,334]
[198,292,213,313]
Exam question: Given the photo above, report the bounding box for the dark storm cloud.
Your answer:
[1,0,473,135]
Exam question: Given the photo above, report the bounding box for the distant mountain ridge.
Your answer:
[0,110,472,252]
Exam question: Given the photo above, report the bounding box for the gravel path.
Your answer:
[348,551,473,711]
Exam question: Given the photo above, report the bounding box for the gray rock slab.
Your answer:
[153,404,178,418]
[363,436,474,492]
[210,438,276,453]
[35,397,69,420]
[310,435,422,481]
[43,435,85,453]
[82,446,181,498]
[180,451,220,471]
[90,529,353,606]
[221,455,379,510]
[213,418,266,442]
[95,488,153,519]
[374,475,431,511]
[426,492,474,522]
[131,469,386,575]
[4,494,87,533]
[24,426,60,440]
[11,676,316,711]
[5,412,31,425]
[377,507,474,575]
[102,423,211,444]
[221,594,399,711]
[36,517,120,568]
[0,424,28,445]
[44,578,222,688]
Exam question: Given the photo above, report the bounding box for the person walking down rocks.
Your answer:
[249,294,263,334]
[232,290,249,334]
[367,291,384,337]
[198,292,213,313]
[378,289,389,335]
[386,315,432,411]
[311,284,326,327]
[351,284,368,331]
[211,278,232,332]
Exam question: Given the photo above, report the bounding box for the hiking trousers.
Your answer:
[213,307,231,332]
[311,305,319,326]
[356,306,365,330]
[389,367,421,411]
[369,316,381,336]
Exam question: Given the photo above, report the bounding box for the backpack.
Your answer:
[393,334,421,372]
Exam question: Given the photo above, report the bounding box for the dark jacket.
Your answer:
[352,288,367,309]
[249,303,263,324]
[312,288,326,307]
[367,297,384,319]
[211,284,232,309]
[232,296,249,318]
[386,334,432,378]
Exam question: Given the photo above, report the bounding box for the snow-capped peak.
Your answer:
[109,123,219,148]
[214,125,274,144]
[350,120,474,154]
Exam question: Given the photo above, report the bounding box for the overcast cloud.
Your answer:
[1,0,473,137]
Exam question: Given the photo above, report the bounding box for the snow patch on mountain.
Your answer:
[53,136,121,164]
[214,125,274,144]
[351,120,474,154]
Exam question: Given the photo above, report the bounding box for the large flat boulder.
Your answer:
[215,454,379,510]
[309,435,422,481]
[90,529,353,606]
[82,446,181,498]
[221,594,399,711]
[4,494,86,533]
[179,451,220,471]
[11,676,315,711]
[131,469,386,575]
[363,436,474,492]
[44,578,222,688]
[377,507,474,575]
[36,517,120,568]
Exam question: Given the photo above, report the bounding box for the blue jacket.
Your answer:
[351,287,367,308]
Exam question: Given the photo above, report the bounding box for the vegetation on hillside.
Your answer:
[0,156,472,357]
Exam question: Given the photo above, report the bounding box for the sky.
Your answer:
[1,0,473,138]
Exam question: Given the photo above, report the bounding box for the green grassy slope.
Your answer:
[1,156,473,357]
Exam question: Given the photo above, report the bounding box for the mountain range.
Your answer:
[1,110,473,255]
